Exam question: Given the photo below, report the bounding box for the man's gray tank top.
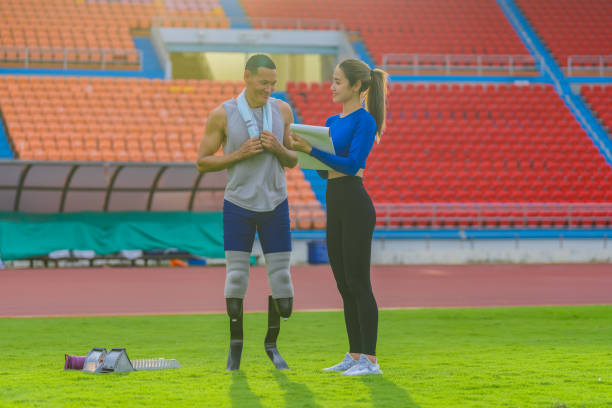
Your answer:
[223,98,287,212]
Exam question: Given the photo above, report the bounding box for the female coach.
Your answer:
[289,59,388,376]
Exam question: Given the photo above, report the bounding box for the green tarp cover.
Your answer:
[0,211,224,261]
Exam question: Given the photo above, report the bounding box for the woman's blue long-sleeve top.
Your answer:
[309,108,377,176]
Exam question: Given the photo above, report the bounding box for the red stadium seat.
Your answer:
[287,81,612,229]
[240,0,530,66]
[516,0,612,67]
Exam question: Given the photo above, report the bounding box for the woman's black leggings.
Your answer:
[326,176,378,356]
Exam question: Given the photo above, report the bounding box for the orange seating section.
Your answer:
[240,0,529,66]
[0,0,227,54]
[581,85,612,134]
[0,76,238,162]
[0,75,324,229]
[286,167,326,230]
[287,81,612,205]
[516,0,612,66]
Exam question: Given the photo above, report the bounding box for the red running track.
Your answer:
[0,264,611,317]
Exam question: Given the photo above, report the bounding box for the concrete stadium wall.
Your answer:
[253,238,612,265]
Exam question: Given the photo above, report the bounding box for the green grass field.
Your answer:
[1,306,611,408]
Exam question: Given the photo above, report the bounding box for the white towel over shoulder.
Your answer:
[236,89,273,138]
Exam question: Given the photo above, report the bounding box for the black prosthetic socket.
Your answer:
[226,298,243,371]
[265,295,292,370]
[275,297,293,319]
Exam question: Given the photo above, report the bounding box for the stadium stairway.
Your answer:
[133,38,166,79]
[301,168,326,205]
[219,0,251,28]
[498,0,612,168]
[0,116,12,158]
[351,41,375,69]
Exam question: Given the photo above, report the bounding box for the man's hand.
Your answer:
[260,130,283,155]
[237,137,264,160]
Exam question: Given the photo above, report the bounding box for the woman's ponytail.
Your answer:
[365,68,388,143]
[338,59,388,143]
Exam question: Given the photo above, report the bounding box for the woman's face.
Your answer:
[331,66,358,104]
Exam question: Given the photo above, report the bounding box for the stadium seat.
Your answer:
[287,81,612,219]
[0,75,322,228]
[516,0,612,68]
[241,0,530,66]
[0,0,228,67]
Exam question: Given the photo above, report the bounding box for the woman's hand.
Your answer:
[289,132,312,154]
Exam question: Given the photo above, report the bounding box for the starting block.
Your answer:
[75,347,181,373]
[96,348,134,373]
[82,348,108,372]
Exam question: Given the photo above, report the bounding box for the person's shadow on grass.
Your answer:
[229,371,263,408]
[361,375,420,408]
[273,370,321,408]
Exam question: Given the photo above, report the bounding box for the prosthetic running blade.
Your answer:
[226,298,244,371]
[265,295,289,370]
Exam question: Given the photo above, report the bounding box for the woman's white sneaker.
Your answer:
[341,354,382,376]
[322,353,359,371]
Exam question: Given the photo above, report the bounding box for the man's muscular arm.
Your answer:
[196,104,264,173]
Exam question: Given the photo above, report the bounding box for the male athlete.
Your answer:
[196,54,297,370]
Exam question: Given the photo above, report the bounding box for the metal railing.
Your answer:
[381,53,540,76]
[150,15,344,31]
[566,55,612,77]
[0,46,142,70]
[282,201,612,230]
[151,15,230,29]
[373,203,612,229]
[247,17,344,31]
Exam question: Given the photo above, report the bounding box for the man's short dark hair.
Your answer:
[245,54,276,74]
